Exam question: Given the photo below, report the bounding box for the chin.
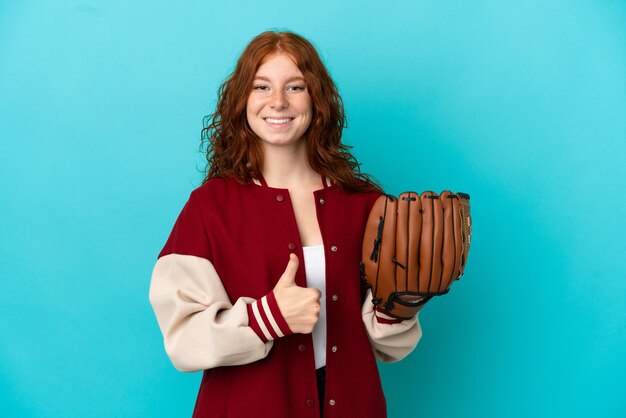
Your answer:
[259,135,304,146]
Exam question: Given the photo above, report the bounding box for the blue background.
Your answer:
[1,1,625,417]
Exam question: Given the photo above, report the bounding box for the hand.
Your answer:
[272,253,322,334]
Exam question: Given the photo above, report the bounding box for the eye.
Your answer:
[289,85,306,91]
[253,85,268,91]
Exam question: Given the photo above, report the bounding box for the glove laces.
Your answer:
[369,216,384,262]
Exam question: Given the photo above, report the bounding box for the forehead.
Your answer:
[254,53,304,81]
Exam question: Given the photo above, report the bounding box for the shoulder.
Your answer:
[335,179,385,214]
[189,176,249,202]
[192,176,232,194]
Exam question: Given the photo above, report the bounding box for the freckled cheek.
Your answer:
[246,101,263,119]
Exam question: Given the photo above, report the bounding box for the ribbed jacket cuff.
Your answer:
[247,291,293,342]
[373,306,404,324]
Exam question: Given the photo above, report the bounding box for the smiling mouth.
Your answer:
[264,117,294,128]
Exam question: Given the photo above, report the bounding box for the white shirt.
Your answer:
[302,244,326,369]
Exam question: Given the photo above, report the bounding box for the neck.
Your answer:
[261,141,320,188]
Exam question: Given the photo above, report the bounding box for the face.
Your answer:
[246,53,312,149]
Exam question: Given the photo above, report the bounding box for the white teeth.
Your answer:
[266,118,292,124]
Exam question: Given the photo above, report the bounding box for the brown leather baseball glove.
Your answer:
[360,190,472,320]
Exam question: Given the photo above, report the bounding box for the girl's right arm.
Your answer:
[148,191,293,372]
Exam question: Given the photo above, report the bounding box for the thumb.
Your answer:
[275,253,299,288]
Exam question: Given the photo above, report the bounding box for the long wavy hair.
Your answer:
[199,30,384,194]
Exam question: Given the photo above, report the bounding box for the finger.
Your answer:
[457,192,472,277]
[276,253,299,288]
[308,287,322,302]
[431,192,444,292]
[419,191,439,294]
[440,190,458,292]
[361,194,391,301]
[377,195,398,301]
[397,191,421,294]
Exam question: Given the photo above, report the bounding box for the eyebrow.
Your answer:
[253,76,305,82]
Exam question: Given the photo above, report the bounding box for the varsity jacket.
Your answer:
[149,174,423,418]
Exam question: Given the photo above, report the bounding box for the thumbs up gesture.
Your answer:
[273,253,322,334]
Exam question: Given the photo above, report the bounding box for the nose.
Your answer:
[270,89,287,109]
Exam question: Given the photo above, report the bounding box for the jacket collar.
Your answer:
[251,173,335,190]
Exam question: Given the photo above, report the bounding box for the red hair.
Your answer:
[200,30,383,194]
